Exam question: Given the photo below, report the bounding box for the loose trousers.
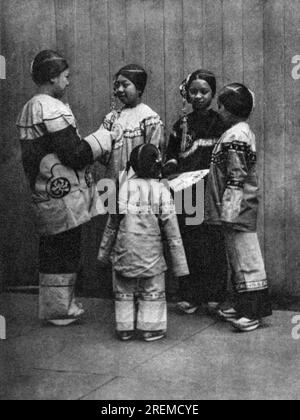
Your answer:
[113,271,167,333]
[224,230,272,319]
[38,227,81,320]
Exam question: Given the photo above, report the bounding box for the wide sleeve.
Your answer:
[44,102,113,170]
[221,135,252,224]
[141,115,166,157]
[159,184,189,277]
[97,215,119,266]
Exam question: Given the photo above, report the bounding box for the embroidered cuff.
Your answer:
[85,128,112,160]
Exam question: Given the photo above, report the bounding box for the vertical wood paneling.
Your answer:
[108,0,126,86]
[71,0,94,135]
[2,0,56,144]
[243,0,265,249]
[222,0,243,84]
[183,0,204,75]
[144,0,165,120]
[89,0,110,130]
[203,0,223,92]
[126,0,146,101]
[164,0,184,138]
[0,0,4,158]
[0,0,6,291]
[264,0,286,291]
[285,0,300,295]
[54,0,77,108]
[0,0,57,287]
[126,0,146,65]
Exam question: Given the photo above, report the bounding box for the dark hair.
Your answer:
[115,64,148,95]
[218,83,254,119]
[31,50,69,85]
[129,144,161,179]
[186,69,217,99]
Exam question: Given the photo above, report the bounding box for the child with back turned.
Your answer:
[205,83,272,332]
[99,144,189,342]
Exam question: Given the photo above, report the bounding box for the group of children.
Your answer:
[17,50,272,341]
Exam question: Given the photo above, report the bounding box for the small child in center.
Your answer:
[99,144,189,342]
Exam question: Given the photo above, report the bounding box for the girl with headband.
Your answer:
[164,69,228,316]
[206,83,272,332]
[17,50,114,326]
[100,64,165,180]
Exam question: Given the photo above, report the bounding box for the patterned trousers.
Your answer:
[113,271,167,333]
[224,230,268,293]
[224,230,272,319]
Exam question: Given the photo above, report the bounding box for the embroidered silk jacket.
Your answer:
[205,122,260,232]
[166,109,225,173]
[99,172,189,279]
[17,94,112,236]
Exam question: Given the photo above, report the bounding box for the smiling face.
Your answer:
[188,78,213,112]
[114,75,141,107]
[51,69,70,99]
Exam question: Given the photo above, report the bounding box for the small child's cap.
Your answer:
[219,83,254,119]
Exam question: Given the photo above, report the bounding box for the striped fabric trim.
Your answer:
[226,180,245,189]
[179,138,218,159]
[44,114,76,133]
[212,140,257,165]
[113,121,163,150]
[236,281,268,293]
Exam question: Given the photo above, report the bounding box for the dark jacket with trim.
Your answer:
[205,122,260,232]
[17,94,112,236]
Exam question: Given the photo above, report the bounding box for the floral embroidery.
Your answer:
[47,177,71,199]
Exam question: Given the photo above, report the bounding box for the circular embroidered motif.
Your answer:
[85,169,93,188]
[48,177,71,199]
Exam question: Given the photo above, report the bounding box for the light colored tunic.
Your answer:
[101,103,165,179]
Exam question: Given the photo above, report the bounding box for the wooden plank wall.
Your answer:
[0,0,299,296]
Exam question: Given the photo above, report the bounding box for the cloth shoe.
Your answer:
[48,301,84,326]
[143,331,166,342]
[231,317,261,332]
[117,331,135,342]
[176,301,199,315]
[216,307,238,321]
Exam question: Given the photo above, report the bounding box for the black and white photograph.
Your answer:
[0,0,299,402]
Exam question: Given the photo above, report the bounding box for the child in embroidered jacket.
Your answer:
[205,83,272,332]
[99,144,189,342]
